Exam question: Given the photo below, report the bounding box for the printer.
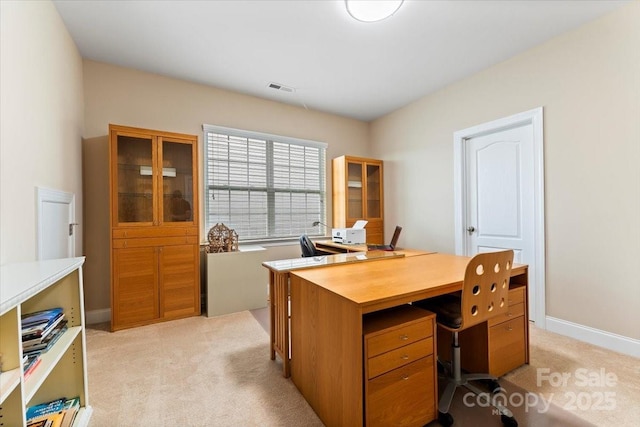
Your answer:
[332,220,368,244]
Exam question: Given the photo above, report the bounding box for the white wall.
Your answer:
[371,3,640,341]
[0,0,84,264]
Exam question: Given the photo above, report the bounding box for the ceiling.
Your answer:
[52,0,627,122]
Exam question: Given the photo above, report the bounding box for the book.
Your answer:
[23,356,42,380]
[26,397,66,420]
[60,397,80,427]
[21,307,64,327]
[22,312,65,340]
[27,411,65,427]
[23,320,68,354]
[26,397,79,427]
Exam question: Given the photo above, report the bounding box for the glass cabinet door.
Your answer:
[366,163,382,219]
[161,139,194,223]
[347,161,364,219]
[116,134,154,224]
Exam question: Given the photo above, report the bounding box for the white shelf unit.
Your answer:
[0,257,92,427]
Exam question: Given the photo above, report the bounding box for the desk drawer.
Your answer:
[489,316,526,376]
[366,317,433,358]
[366,356,435,427]
[488,302,524,327]
[508,286,525,306]
[367,337,433,379]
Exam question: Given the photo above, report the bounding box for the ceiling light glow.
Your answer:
[345,0,404,23]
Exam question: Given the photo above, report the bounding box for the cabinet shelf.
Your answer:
[24,326,81,402]
[0,368,21,403]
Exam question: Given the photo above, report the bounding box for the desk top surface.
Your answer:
[290,253,527,312]
[316,240,433,257]
[262,251,405,273]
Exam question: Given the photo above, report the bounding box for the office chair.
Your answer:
[414,250,517,427]
[299,234,332,257]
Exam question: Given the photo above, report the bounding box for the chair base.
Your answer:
[436,333,518,427]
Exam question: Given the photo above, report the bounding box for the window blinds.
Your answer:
[203,125,327,241]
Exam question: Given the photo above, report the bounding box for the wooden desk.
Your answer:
[316,239,428,257]
[262,249,434,377]
[315,239,367,253]
[289,253,529,427]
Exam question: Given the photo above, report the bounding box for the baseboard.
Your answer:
[86,308,110,325]
[545,316,640,358]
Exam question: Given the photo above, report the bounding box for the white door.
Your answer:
[37,187,76,260]
[454,108,545,326]
[466,125,533,264]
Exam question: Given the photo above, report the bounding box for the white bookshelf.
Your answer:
[0,257,92,426]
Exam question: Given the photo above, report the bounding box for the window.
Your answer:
[203,124,327,242]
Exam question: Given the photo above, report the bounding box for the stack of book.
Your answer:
[26,397,80,427]
[21,307,67,378]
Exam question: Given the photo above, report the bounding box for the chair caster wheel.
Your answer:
[501,414,518,427]
[438,411,454,426]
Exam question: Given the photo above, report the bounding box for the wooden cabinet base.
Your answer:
[364,306,437,426]
[367,356,435,427]
[437,285,528,377]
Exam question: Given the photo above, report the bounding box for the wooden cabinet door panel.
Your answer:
[112,246,159,328]
[489,316,526,376]
[366,356,435,427]
[160,244,200,319]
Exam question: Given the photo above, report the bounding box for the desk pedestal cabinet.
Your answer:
[364,306,437,427]
[437,282,528,377]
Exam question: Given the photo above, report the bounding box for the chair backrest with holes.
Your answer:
[459,250,514,330]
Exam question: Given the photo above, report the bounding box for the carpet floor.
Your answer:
[84,310,639,426]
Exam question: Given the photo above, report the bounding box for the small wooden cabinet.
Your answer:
[363,305,437,427]
[109,124,200,331]
[332,155,384,244]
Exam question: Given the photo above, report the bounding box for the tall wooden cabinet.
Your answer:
[332,155,384,244]
[109,124,200,331]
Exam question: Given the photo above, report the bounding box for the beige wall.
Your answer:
[81,60,369,311]
[4,1,637,346]
[0,1,84,265]
[370,2,640,339]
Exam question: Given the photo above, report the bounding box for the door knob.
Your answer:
[467,226,476,235]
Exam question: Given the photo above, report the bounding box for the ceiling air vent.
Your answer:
[268,82,295,93]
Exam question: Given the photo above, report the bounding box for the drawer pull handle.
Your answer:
[402,375,410,380]
[507,312,513,317]
[400,334,409,341]
[401,355,409,360]
[506,326,513,331]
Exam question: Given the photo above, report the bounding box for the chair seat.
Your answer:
[415,294,462,330]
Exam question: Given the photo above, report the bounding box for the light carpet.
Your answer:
[85,312,323,426]
[85,313,639,426]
